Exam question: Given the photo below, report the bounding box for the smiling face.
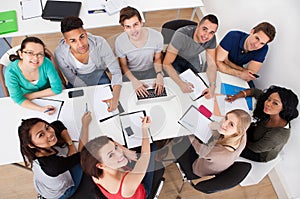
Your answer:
[98,141,128,170]
[194,19,218,44]
[264,92,283,116]
[123,16,143,41]
[29,122,57,149]
[244,30,270,51]
[63,28,89,55]
[19,42,45,69]
[218,113,239,137]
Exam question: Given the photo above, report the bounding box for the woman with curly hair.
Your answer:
[226,85,299,162]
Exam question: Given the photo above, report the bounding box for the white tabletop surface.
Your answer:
[0,72,249,165]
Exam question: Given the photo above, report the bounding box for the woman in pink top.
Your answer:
[80,116,151,199]
[190,109,251,177]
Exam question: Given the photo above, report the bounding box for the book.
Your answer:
[0,10,18,35]
[178,105,212,144]
[220,83,253,110]
[179,69,208,101]
[119,110,153,149]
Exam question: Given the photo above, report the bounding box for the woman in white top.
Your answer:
[115,6,164,97]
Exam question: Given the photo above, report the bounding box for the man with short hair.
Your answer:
[54,16,122,111]
[163,14,219,98]
[216,22,276,84]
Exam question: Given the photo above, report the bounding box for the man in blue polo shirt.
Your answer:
[216,22,276,85]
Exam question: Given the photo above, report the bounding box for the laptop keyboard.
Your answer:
[137,88,167,100]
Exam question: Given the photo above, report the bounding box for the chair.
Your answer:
[237,155,281,186]
[0,45,67,97]
[161,19,198,46]
[172,136,252,195]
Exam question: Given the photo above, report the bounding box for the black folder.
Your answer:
[42,1,81,21]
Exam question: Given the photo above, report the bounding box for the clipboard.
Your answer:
[93,85,124,122]
[119,110,153,149]
[179,69,208,101]
[178,105,212,144]
[23,98,64,123]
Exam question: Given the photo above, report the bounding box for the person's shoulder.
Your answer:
[115,32,127,43]
[225,30,245,38]
[177,25,196,34]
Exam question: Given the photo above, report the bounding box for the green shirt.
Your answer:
[5,58,62,105]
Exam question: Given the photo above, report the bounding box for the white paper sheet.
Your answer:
[216,95,250,116]
[178,105,212,143]
[23,98,63,123]
[179,69,207,100]
[93,85,119,122]
[21,0,43,19]
[119,110,152,148]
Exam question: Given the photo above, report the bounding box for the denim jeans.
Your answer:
[58,164,83,199]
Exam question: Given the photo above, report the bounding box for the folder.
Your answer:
[42,1,82,21]
[0,10,18,35]
[119,110,153,149]
[179,69,208,101]
[220,83,253,110]
[178,105,212,144]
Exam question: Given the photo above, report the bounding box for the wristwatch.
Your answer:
[156,71,164,77]
[67,140,73,146]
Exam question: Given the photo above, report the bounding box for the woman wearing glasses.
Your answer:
[4,37,63,114]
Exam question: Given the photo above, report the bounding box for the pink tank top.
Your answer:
[96,172,146,199]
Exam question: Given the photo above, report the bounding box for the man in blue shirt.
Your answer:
[216,22,276,83]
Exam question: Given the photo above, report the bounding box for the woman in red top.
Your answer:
[80,116,151,199]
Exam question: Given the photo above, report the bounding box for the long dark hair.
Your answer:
[253,85,299,123]
[9,37,50,62]
[80,136,113,178]
[18,118,54,168]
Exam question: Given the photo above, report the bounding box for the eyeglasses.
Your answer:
[22,51,45,58]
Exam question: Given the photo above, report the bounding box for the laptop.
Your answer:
[0,10,18,35]
[42,1,82,21]
[136,87,175,105]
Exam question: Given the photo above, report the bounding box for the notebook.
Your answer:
[178,105,212,144]
[42,1,82,21]
[0,10,18,35]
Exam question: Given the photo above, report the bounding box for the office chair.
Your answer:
[161,19,198,46]
[172,136,252,195]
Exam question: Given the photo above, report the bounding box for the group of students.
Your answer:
[3,6,299,199]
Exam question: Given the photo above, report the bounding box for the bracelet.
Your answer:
[241,90,247,97]
[67,140,73,146]
[209,82,216,87]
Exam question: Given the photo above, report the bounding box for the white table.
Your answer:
[0,72,249,165]
[0,0,203,38]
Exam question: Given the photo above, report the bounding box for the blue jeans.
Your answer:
[142,143,156,198]
[58,164,83,199]
[67,71,111,88]
[172,56,199,74]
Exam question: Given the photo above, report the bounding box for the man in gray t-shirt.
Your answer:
[163,14,219,97]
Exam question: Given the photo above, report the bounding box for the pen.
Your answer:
[195,91,208,101]
[44,108,54,113]
[85,102,88,112]
[88,9,106,14]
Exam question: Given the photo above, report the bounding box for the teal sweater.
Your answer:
[5,58,62,105]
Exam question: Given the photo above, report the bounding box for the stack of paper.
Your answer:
[179,69,208,101]
[214,94,250,116]
[20,0,43,20]
[104,0,127,15]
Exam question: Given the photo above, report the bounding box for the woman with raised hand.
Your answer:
[80,116,151,199]
[226,85,299,162]
[5,37,63,114]
[18,111,92,199]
